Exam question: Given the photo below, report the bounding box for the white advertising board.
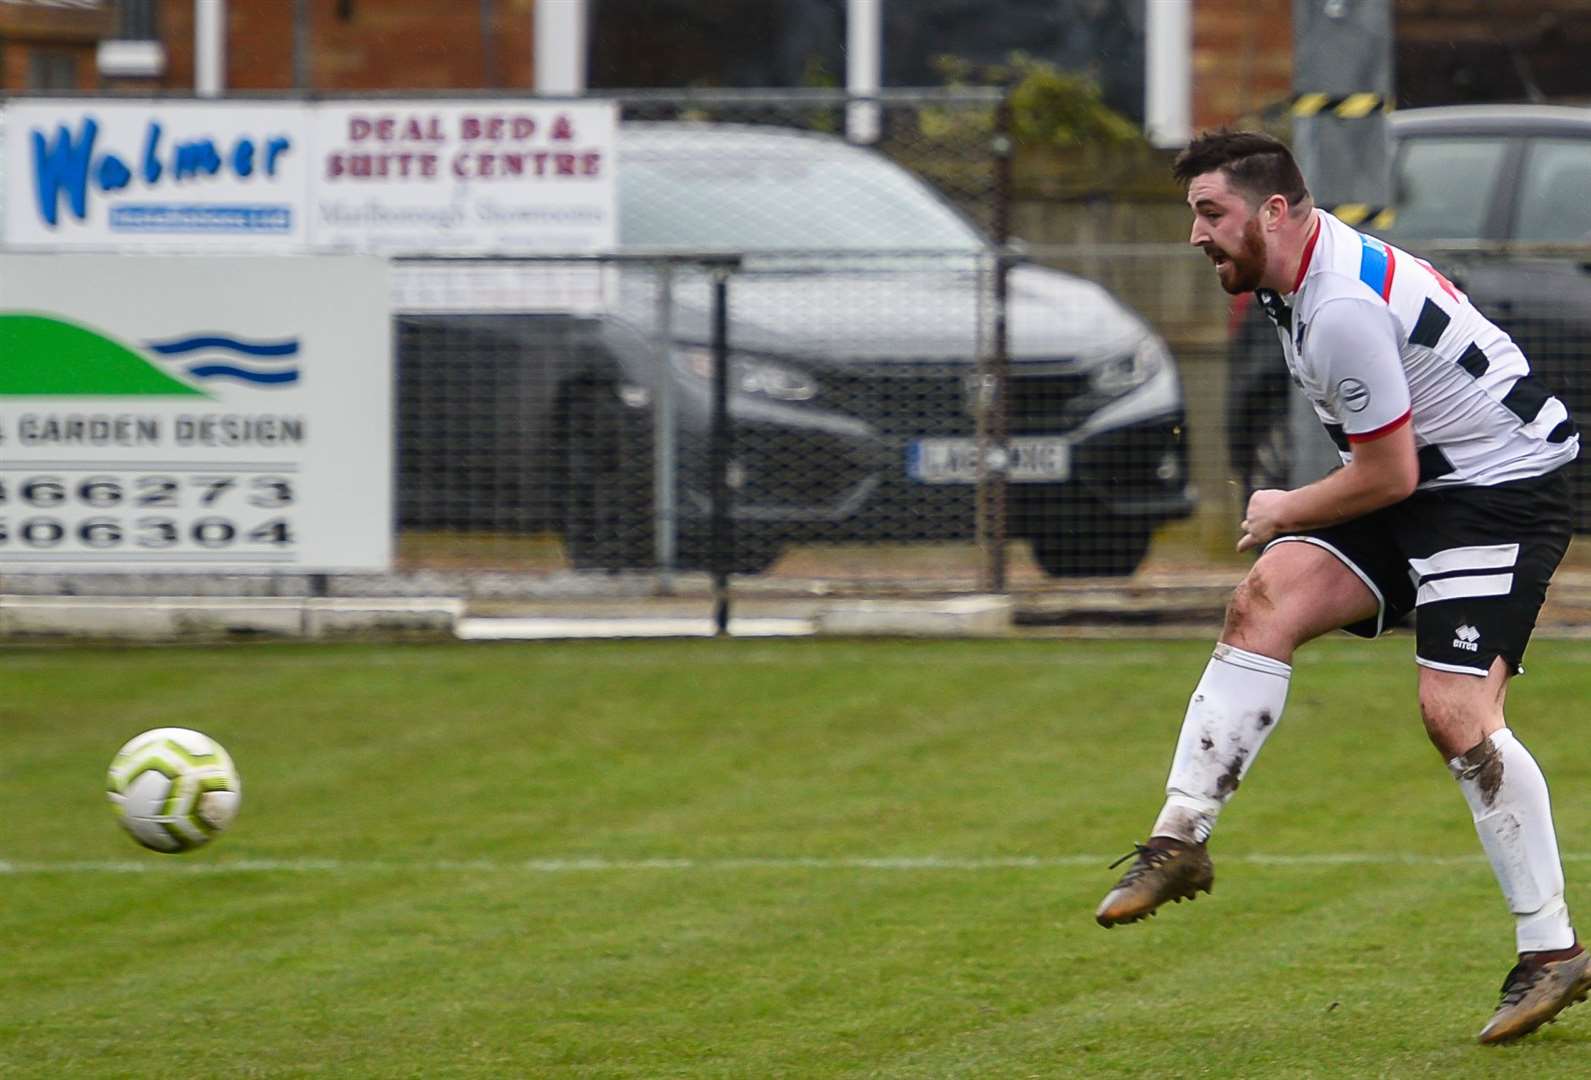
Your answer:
[2,101,311,251]
[0,255,392,572]
[2,99,618,258]
[312,101,618,254]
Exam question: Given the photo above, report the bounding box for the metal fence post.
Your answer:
[293,0,311,91]
[708,265,733,636]
[977,91,1014,595]
[653,261,678,589]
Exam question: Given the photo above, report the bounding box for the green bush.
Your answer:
[928,51,1146,149]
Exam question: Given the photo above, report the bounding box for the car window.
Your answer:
[1514,137,1591,243]
[619,139,984,254]
[1386,136,1509,241]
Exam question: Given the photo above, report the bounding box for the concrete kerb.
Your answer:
[0,595,464,641]
[814,594,1014,637]
[0,593,1021,641]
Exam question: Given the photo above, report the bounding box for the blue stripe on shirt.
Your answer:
[1358,234,1390,297]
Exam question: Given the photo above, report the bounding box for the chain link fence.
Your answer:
[3,90,1589,614]
[382,89,1202,599]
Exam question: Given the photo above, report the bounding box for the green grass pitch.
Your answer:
[5,636,1591,1077]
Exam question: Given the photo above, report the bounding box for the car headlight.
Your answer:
[673,346,819,402]
[1091,335,1170,396]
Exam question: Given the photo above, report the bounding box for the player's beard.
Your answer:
[1209,216,1267,295]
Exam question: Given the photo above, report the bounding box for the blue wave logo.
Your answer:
[145,334,300,386]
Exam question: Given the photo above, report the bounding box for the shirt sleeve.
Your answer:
[1303,295,1411,440]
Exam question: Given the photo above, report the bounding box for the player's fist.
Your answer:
[1238,489,1290,552]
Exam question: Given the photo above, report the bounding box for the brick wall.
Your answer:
[1191,0,1293,131]
[154,0,535,93]
[0,0,110,91]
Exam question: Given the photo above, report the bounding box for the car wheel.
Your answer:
[560,380,655,571]
[1030,521,1153,578]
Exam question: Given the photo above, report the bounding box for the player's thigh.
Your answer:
[1223,539,1380,655]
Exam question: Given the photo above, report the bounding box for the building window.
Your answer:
[29,50,79,91]
[118,0,159,42]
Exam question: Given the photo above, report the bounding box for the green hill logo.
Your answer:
[0,314,206,396]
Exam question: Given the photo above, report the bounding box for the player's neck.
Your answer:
[1272,209,1320,297]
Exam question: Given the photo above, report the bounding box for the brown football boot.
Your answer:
[1094,840,1214,928]
[1477,947,1591,1044]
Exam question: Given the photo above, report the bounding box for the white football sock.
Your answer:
[1449,728,1576,954]
[1150,643,1292,845]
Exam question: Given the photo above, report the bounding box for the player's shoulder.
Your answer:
[1298,268,1384,315]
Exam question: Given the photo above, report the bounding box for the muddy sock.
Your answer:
[1150,643,1291,845]
[1450,728,1576,954]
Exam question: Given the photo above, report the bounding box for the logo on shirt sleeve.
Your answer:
[1337,377,1371,413]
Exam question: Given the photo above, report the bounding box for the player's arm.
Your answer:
[1238,297,1418,552]
[1239,418,1416,551]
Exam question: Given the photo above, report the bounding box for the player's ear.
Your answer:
[1263,194,1288,227]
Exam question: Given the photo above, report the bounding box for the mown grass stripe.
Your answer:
[7,852,1591,874]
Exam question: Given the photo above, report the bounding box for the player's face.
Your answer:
[1187,172,1267,295]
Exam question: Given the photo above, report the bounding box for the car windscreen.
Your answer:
[618,143,985,253]
[1514,137,1591,243]
[1382,135,1509,242]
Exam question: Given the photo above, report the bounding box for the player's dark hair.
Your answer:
[1172,130,1311,213]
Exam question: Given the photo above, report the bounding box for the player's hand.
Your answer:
[1238,489,1290,553]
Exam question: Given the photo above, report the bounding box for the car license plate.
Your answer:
[907,437,1071,484]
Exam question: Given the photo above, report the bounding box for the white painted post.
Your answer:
[1145,0,1192,148]
[195,0,227,98]
[535,0,588,95]
[846,0,882,144]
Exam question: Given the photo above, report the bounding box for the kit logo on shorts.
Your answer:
[1453,624,1481,652]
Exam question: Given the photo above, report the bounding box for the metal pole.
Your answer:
[1145,0,1192,148]
[534,0,587,94]
[653,263,678,587]
[1288,0,1395,487]
[293,0,311,91]
[846,0,882,143]
[977,93,1013,595]
[481,0,497,88]
[195,0,226,98]
[709,268,732,637]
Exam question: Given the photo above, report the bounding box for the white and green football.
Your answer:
[106,728,242,853]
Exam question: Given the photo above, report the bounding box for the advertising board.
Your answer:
[2,99,618,256]
[2,101,311,251]
[312,100,618,254]
[0,255,392,572]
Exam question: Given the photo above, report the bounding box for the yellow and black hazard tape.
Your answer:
[1325,204,1398,230]
[1290,92,1391,119]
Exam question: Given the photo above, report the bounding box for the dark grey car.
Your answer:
[399,122,1195,574]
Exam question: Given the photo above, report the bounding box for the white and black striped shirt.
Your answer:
[1257,209,1579,488]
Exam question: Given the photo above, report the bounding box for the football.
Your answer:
[106,728,242,853]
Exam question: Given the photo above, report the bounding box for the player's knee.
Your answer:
[1418,672,1502,757]
[1417,689,1451,743]
[1223,567,1280,639]
[1418,686,1479,756]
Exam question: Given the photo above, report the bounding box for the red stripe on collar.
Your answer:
[1289,214,1321,295]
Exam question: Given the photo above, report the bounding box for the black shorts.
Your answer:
[1265,469,1573,676]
